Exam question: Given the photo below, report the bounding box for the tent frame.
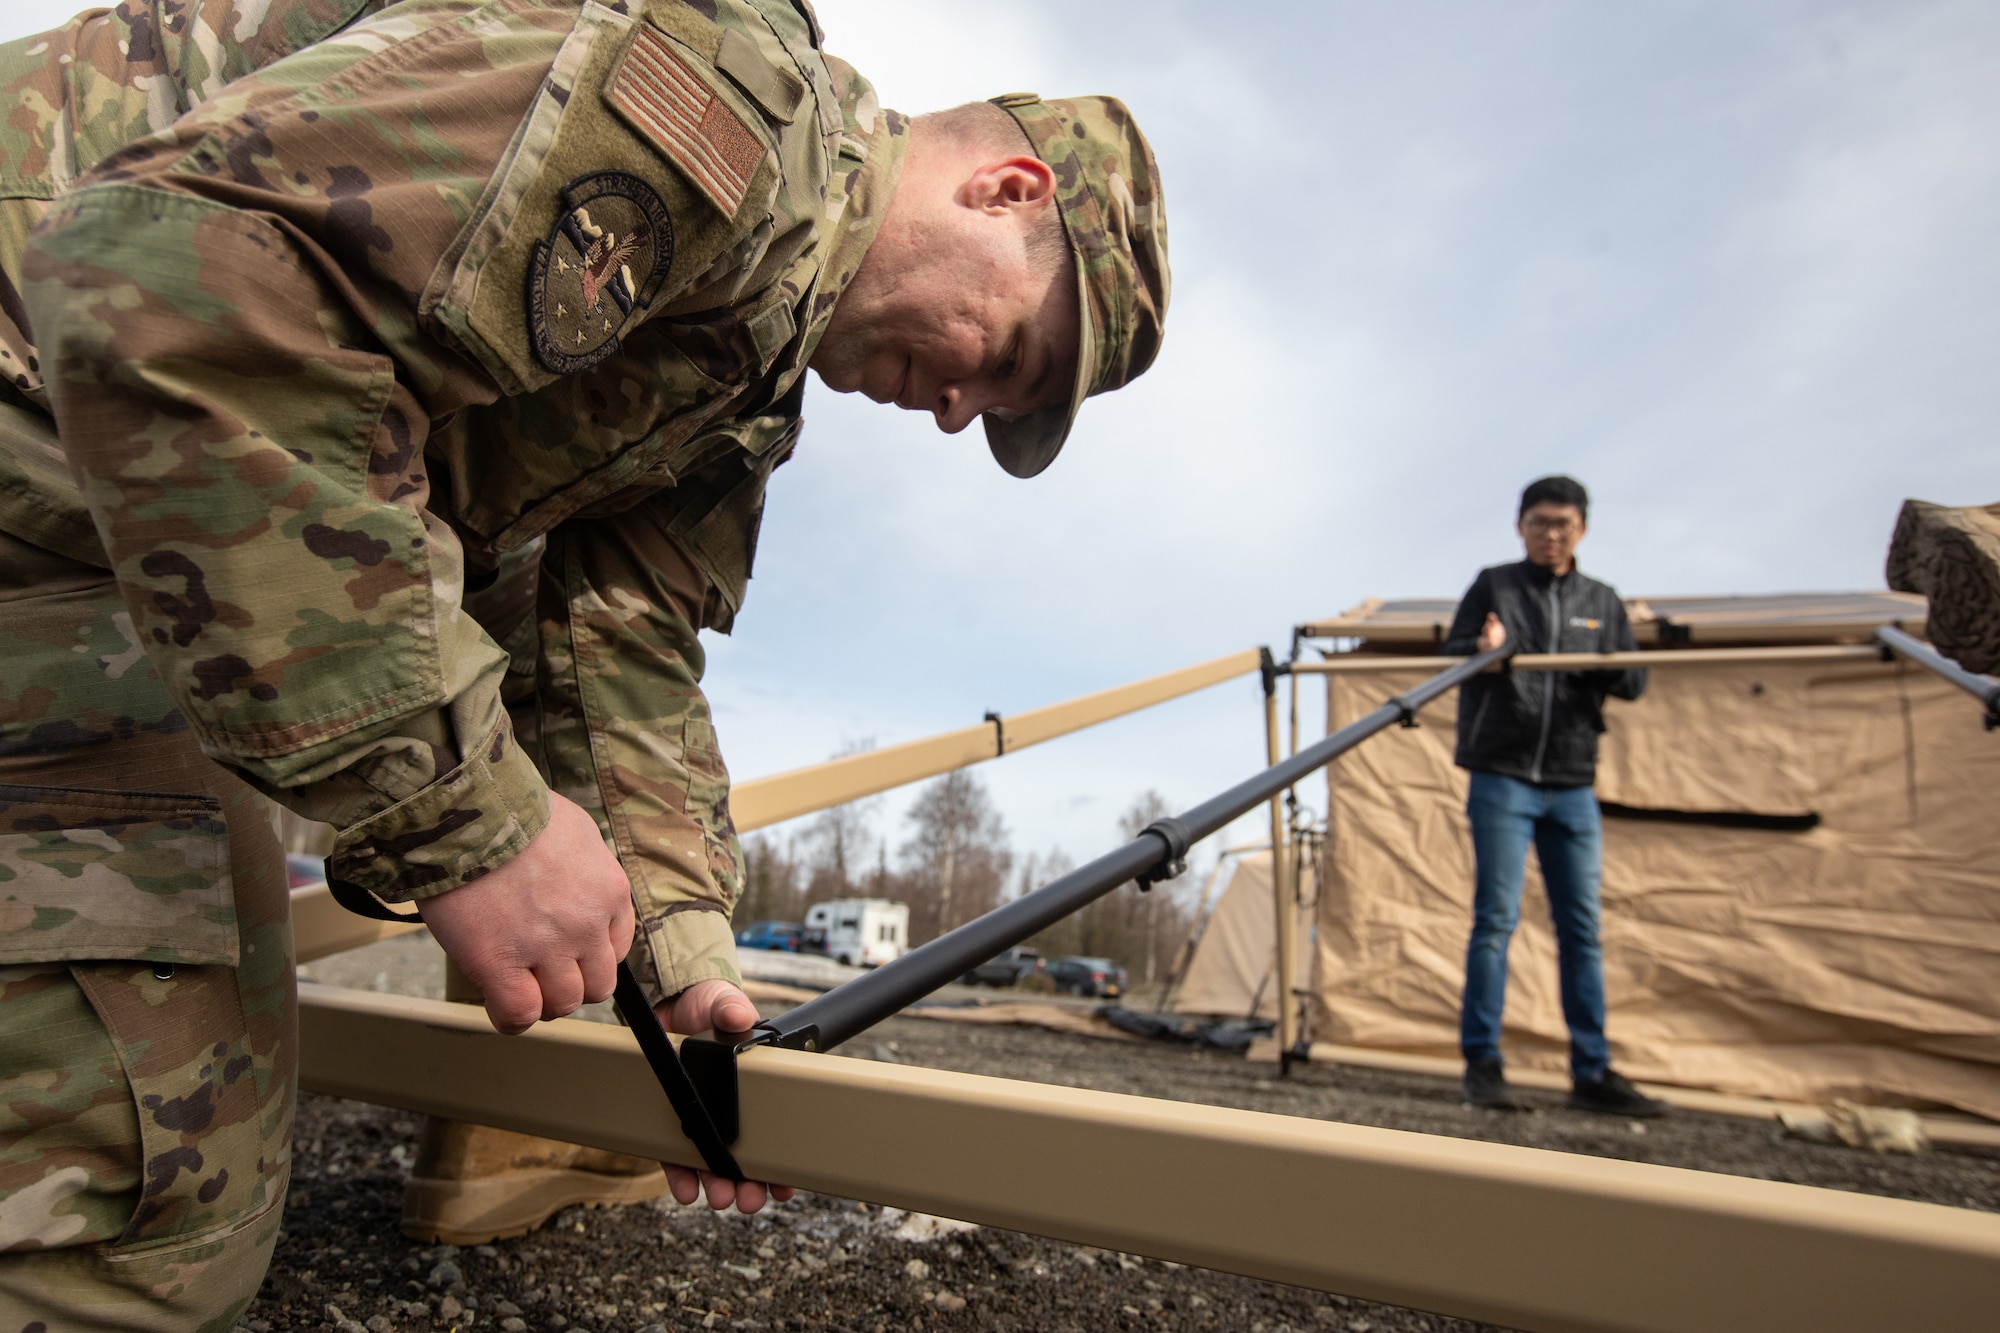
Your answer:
[290,633,2000,1330]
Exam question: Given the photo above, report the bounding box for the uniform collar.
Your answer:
[795,97,908,366]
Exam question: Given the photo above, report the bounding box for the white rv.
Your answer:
[803,898,909,968]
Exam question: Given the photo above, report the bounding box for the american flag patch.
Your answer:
[607,26,768,218]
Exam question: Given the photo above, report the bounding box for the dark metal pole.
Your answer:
[1877,626,2000,729]
[755,643,1512,1054]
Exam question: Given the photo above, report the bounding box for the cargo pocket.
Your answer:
[77,953,275,1253]
[0,784,278,1258]
[0,784,237,968]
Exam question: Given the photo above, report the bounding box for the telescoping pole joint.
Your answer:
[1135,817,1192,891]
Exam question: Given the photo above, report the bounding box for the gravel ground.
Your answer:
[262,937,1997,1332]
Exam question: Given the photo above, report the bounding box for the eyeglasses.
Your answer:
[1522,517,1580,536]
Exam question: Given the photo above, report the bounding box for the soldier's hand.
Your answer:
[418,792,636,1035]
[1477,612,1508,652]
[656,979,797,1215]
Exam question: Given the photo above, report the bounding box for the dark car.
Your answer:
[961,946,1042,987]
[736,920,805,952]
[1046,955,1127,998]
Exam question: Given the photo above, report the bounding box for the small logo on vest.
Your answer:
[1568,616,1602,630]
[528,171,675,375]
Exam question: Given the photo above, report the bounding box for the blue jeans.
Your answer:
[1460,771,1610,1080]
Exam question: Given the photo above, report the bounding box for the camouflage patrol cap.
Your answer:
[986,93,1170,479]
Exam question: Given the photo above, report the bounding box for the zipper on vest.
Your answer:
[1529,581,1561,783]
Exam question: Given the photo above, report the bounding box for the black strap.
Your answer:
[325,875,422,922]
[323,877,742,1179]
[612,962,745,1181]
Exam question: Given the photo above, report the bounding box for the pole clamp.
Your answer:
[1136,817,1191,892]
[1259,647,1281,697]
[984,711,1006,756]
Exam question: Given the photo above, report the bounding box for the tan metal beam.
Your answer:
[731,648,1262,831]
[1294,645,1885,674]
[292,882,420,964]
[300,982,2000,1333]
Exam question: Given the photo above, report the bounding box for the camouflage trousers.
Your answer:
[0,532,295,1330]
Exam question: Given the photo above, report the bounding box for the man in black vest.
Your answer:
[1442,476,1665,1116]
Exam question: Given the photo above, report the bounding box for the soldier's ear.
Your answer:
[961,155,1056,215]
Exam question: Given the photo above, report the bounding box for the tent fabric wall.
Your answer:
[1173,853,1315,1021]
[1314,658,2000,1118]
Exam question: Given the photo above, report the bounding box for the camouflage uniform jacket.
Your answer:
[2,0,907,998]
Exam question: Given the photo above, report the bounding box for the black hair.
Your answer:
[1518,474,1589,521]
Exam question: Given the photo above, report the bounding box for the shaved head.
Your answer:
[913,102,1069,278]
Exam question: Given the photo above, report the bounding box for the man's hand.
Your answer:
[1477,612,1508,653]
[656,979,797,1215]
[418,792,636,1035]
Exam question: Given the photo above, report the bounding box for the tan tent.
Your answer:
[1303,592,2000,1118]
[1173,851,1315,1020]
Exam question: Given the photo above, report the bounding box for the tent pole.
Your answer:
[1877,625,2000,728]
[754,643,1509,1056]
[1264,653,1298,1072]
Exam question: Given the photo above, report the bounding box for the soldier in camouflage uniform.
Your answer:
[0,0,1168,1319]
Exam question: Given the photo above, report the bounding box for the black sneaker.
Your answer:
[1569,1069,1669,1118]
[1463,1058,1523,1110]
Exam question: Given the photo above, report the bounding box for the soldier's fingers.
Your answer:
[607,894,637,956]
[771,1185,796,1203]
[577,938,617,1006]
[664,978,732,1034]
[665,1164,701,1206]
[707,984,759,1036]
[533,958,587,1021]
[701,1172,736,1211]
[734,1181,768,1214]
[480,969,543,1036]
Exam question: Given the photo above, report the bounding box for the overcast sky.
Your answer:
[5,0,1996,877]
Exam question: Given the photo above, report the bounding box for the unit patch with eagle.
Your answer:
[527,171,675,374]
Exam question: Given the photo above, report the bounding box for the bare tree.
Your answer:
[739,741,878,926]
[739,832,804,924]
[899,770,1012,942]
[798,739,882,908]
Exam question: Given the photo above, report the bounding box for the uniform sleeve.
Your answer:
[25,0,819,940]
[16,0,592,900]
[534,486,754,1001]
[1441,569,1496,655]
[24,181,549,901]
